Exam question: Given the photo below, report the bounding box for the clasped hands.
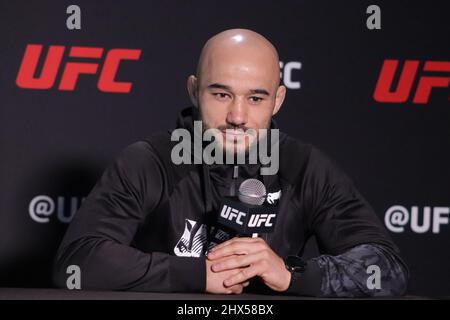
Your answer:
[205,237,291,294]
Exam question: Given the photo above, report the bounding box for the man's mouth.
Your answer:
[221,130,247,137]
[220,130,252,144]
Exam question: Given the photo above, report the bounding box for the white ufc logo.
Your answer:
[280,61,302,89]
[248,214,276,228]
[220,205,246,225]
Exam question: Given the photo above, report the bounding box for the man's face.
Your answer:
[189,47,285,156]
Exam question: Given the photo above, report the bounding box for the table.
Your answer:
[0,288,429,300]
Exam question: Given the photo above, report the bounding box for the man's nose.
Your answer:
[226,97,247,127]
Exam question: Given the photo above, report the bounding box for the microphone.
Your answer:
[238,178,266,206]
[217,178,279,237]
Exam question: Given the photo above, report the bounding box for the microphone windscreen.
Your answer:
[238,178,266,206]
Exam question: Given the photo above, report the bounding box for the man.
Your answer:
[53,29,408,297]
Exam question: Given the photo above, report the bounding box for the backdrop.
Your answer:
[0,0,449,297]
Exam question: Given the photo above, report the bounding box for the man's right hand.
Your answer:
[205,256,250,294]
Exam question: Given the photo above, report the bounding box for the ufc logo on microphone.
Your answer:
[248,214,276,228]
[373,59,450,104]
[220,205,246,225]
[16,44,142,93]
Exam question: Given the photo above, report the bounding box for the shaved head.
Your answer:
[187,29,286,155]
[196,29,281,86]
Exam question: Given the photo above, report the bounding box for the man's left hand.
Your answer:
[207,237,291,292]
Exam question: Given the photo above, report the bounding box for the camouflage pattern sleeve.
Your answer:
[311,243,409,297]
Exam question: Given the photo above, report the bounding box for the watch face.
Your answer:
[285,255,307,273]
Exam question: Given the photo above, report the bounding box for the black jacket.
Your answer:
[53,107,408,297]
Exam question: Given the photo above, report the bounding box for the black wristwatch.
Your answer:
[285,255,307,273]
[284,255,307,291]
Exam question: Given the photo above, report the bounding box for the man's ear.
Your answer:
[187,75,199,108]
[272,85,286,115]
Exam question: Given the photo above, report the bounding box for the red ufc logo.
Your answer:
[373,59,450,104]
[16,44,142,93]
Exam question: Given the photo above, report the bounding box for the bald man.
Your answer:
[53,29,408,297]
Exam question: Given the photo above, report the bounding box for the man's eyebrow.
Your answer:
[207,84,270,96]
[249,89,270,96]
[207,83,232,91]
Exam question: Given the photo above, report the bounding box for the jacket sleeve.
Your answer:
[286,243,409,297]
[52,141,206,292]
[286,147,409,297]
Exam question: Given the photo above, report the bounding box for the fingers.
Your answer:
[224,280,250,294]
[208,243,249,259]
[212,251,266,272]
[207,237,288,293]
[221,268,251,294]
[226,284,244,294]
[210,237,260,252]
[223,264,262,288]
[208,237,267,260]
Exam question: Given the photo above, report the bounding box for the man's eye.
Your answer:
[213,93,229,100]
[249,96,263,103]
